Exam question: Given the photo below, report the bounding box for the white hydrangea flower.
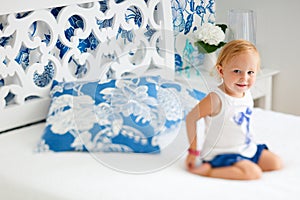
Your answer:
[194,23,225,46]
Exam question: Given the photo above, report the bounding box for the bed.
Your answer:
[1,1,300,200]
[1,108,300,200]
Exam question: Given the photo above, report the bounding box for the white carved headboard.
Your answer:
[0,0,174,132]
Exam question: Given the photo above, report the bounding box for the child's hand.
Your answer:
[185,154,197,170]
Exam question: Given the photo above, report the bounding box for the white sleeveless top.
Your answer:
[201,87,257,161]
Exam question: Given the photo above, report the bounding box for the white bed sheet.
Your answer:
[0,108,300,200]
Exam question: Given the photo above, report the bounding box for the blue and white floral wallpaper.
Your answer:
[171,0,215,72]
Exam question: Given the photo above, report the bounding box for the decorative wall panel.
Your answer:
[0,0,173,131]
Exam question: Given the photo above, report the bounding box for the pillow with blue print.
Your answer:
[37,76,206,153]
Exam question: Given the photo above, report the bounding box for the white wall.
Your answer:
[215,0,300,115]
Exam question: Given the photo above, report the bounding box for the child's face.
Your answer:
[217,51,259,98]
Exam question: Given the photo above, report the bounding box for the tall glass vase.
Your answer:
[228,9,256,44]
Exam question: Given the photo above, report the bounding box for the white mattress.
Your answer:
[0,108,300,200]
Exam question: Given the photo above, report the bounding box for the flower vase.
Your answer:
[197,52,217,73]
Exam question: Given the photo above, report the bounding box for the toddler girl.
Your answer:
[185,40,282,180]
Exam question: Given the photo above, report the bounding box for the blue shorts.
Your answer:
[204,144,268,168]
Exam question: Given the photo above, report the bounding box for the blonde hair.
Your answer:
[216,39,261,70]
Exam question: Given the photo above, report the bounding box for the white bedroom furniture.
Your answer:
[251,68,279,110]
[1,108,300,200]
[0,0,174,132]
[0,0,97,15]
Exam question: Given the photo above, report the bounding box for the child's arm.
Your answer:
[185,92,221,170]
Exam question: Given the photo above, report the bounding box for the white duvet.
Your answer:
[0,108,299,200]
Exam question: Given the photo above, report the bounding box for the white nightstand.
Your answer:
[175,68,279,110]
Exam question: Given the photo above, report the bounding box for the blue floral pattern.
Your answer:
[37,76,206,153]
[172,0,215,72]
[1,0,214,113]
[233,107,253,146]
[0,0,161,105]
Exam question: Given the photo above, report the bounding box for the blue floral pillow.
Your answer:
[37,76,206,153]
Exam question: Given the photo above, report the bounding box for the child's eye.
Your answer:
[233,70,241,73]
[248,71,255,75]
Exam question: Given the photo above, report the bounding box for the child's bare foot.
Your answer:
[189,163,211,176]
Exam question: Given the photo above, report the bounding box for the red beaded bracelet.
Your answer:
[188,148,200,156]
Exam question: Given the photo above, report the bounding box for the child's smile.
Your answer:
[218,51,259,98]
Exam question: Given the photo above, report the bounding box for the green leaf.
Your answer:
[194,40,226,54]
[216,24,228,33]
